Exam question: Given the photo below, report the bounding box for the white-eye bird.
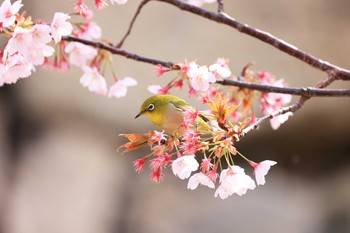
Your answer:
[135,95,210,136]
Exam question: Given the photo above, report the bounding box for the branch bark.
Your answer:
[151,0,350,80]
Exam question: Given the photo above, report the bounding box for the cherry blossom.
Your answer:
[73,0,93,19]
[108,77,137,98]
[250,160,277,185]
[1,53,33,85]
[172,155,199,180]
[155,64,170,77]
[133,157,147,173]
[50,12,73,43]
[80,66,107,95]
[64,42,97,67]
[95,0,108,9]
[30,24,53,48]
[187,172,215,190]
[4,26,32,56]
[259,74,292,129]
[209,63,231,79]
[0,0,23,27]
[187,63,216,92]
[150,168,164,183]
[147,85,169,94]
[76,21,101,40]
[215,165,256,199]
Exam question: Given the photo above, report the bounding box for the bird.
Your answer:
[135,95,210,136]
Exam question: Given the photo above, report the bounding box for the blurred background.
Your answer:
[1,0,350,232]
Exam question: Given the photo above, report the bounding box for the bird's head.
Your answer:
[135,95,172,126]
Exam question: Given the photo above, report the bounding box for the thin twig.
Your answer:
[239,76,336,137]
[217,0,224,13]
[153,0,350,80]
[115,0,151,48]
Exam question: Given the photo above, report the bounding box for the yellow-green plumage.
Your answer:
[135,95,210,135]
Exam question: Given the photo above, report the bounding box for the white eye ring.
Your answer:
[147,103,155,111]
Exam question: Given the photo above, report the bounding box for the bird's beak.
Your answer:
[135,111,144,119]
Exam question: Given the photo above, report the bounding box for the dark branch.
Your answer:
[62,36,350,97]
[62,36,174,67]
[217,79,350,97]
[239,76,336,137]
[115,0,150,48]
[217,0,224,13]
[153,0,350,80]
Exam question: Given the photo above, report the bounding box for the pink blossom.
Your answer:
[150,154,172,170]
[95,0,108,9]
[250,160,277,185]
[110,0,128,5]
[74,0,93,19]
[180,130,202,155]
[187,64,216,92]
[80,66,107,95]
[30,24,53,48]
[270,112,293,130]
[155,64,170,77]
[147,85,169,94]
[150,168,164,183]
[0,0,23,27]
[172,155,199,180]
[149,130,167,145]
[1,53,33,84]
[182,108,199,129]
[200,158,212,172]
[215,165,256,199]
[206,164,219,182]
[76,21,101,40]
[0,64,5,87]
[4,26,32,56]
[64,42,97,67]
[51,12,73,43]
[260,77,292,129]
[26,45,55,66]
[133,157,147,173]
[108,77,137,98]
[42,55,70,73]
[187,172,215,190]
[209,63,231,79]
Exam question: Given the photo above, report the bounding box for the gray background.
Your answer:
[0,0,350,232]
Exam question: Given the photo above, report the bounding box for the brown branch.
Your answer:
[62,36,174,67]
[216,79,350,97]
[217,0,224,13]
[239,76,336,137]
[115,0,150,48]
[62,36,350,97]
[151,0,350,81]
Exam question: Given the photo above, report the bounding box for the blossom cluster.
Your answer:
[0,0,135,98]
[119,94,277,199]
[149,59,292,130]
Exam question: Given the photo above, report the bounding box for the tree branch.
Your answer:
[115,0,150,48]
[151,0,350,80]
[62,36,350,97]
[239,76,336,137]
[217,0,224,13]
[62,36,174,67]
[216,79,350,97]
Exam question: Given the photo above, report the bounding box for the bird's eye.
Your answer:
[147,103,155,111]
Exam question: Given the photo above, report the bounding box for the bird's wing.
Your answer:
[169,98,190,111]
